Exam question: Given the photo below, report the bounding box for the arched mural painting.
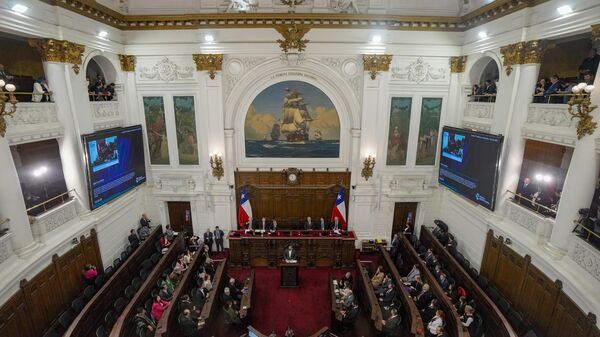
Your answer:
[244,80,341,158]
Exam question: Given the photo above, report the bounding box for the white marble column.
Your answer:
[44,61,91,211]
[0,137,38,256]
[495,63,541,211]
[548,77,600,255]
[446,71,465,127]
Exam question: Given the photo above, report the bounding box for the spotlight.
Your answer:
[543,175,552,183]
[204,34,214,42]
[478,31,488,39]
[98,31,108,38]
[535,173,543,181]
[371,35,382,43]
[556,5,573,15]
[33,166,48,177]
[11,4,28,13]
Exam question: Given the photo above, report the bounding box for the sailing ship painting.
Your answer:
[245,81,340,158]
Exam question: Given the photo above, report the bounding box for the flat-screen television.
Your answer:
[438,126,503,210]
[82,125,146,210]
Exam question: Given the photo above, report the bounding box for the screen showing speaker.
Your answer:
[82,125,146,210]
[438,126,503,210]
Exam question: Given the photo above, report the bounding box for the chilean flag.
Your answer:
[331,188,347,230]
[238,186,252,229]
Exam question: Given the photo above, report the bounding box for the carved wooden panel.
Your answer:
[0,291,35,337]
[234,171,351,227]
[480,230,500,279]
[493,246,528,300]
[21,264,65,336]
[517,264,560,332]
[547,293,594,337]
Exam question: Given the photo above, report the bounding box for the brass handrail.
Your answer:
[531,93,579,104]
[573,219,600,241]
[505,190,557,216]
[26,189,76,212]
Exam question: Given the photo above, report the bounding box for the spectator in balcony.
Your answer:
[482,79,497,102]
[470,84,481,101]
[544,75,562,103]
[517,177,536,207]
[0,64,14,81]
[560,80,576,103]
[534,78,549,103]
[106,83,116,101]
[579,48,599,78]
[32,78,51,102]
[583,71,595,85]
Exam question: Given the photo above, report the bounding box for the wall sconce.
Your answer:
[568,83,597,139]
[0,79,17,138]
[361,155,376,181]
[209,153,224,180]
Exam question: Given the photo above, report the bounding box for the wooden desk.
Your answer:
[399,235,469,337]
[240,270,255,320]
[63,226,162,337]
[356,260,384,331]
[228,230,356,267]
[420,227,517,337]
[280,262,300,287]
[380,248,425,337]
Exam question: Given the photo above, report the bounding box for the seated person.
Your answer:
[128,229,140,248]
[371,266,385,288]
[201,273,213,291]
[341,272,353,287]
[134,307,156,337]
[408,275,424,296]
[179,309,200,337]
[220,287,237,308]
[165,225,176,241]
[223,300,242,325]
[445,283,458,303]
[173,256,188,280]
[434,326,449,337]
[340,300,360,329]
[438,273,450,290]
[421,298,439,323]
[190,286,208,307]
[403,264,421,283]
[179,294,200,319]
[379,283,397,307]
[341,289,355,310]
[161,274,175,293]
[461,305,478,336]
[455,296,468,315]
[414,283,433,310]
[160,234,171,250]
[427,310,445,337]
[375,274,392,296]
[151,295,170,321]
[82,264,98,286]
[227,278,242,301]
[159,284,173,301]
[188,235,200,251]
[381,308,401,337]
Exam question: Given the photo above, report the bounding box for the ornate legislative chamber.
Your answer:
[227,230,357,268]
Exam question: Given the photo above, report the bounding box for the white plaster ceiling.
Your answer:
[96,0,495,16]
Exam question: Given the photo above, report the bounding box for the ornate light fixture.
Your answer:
[0,79,17,138]
[568,83,597,139]
[280,0,305,13]
[209,153,224,180]
[361,155,376,181]
[192,54,223,80]
[363,54,393,80]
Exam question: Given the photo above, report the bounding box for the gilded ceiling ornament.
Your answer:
[522,40,553,64]
[28,38,85,74]
[592,24,600,40]
[363,54,393,80]
[275,25,310,53]
[499,41,525,76]
[119,55,136,72]
[192,54,224,80]
[449,56,468,73]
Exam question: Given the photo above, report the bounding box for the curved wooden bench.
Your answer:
[420,227,517,337]
[356,259,384,331]
[63,226,162,337]
[399,235,469,337]
[239,270,255,321]
[154,243,205,337]
[380,248,425,337]
[197,259,227,332]
[111,234,186,337]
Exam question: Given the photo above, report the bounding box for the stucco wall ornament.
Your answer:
[138,57,194,82]
[391,57,446,83]
[331,0,360,13]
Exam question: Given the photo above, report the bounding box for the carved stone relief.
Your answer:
[570,241,600,282]
[319,56,363,103]
[222,56,270,100]
[138,57,195,82]
[391,57,447,83]
[31,200,78,242]
[526,104,574,127]
[464,102,495,119]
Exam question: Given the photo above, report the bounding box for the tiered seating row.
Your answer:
[355,259,383,331]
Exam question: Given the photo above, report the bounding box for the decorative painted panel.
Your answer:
[386,97,412,166]
[143,96,170,165]
[416,98,442,165]
[173,96,199,165]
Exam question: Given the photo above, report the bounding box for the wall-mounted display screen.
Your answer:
[82,125,146,210]
[438,126,503,210]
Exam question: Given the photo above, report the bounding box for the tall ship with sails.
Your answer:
[279,89,313,142]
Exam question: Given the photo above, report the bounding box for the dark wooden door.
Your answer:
[167,201,193,234]
[392,202,417,240]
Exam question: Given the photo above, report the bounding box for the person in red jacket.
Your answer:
[151,295,170,321]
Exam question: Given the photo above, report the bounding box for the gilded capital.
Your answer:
[500,41,525,76]
[119,55,136,72]
[192,54,223,80]
[363,54,393,80]
[28,38,85,66]
[449,56,468,73]
[522,40,553,64]
[592,24,600,41]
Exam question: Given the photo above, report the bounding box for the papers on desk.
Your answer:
[284,259,297,263]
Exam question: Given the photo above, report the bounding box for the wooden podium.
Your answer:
[280,262,299,287]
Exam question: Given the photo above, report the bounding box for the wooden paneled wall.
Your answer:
[481,229,599,337]
[0,229,103,337]
[234,170,351,227]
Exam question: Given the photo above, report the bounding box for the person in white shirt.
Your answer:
[32,78,52,102]
[428,310,445,337]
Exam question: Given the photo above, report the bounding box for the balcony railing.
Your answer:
[467,94,496,102]
[531,93,576,104]
[5,101,63,144]
[463,100,494,132]
[504,191,555,244]
[506,190,557,218]
[90,100,123,130]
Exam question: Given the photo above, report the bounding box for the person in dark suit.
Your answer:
[304,217,312,230]
[379,283,397,307]
[259,217,268,231]
[421,299,439,323]
[214,226,224,252]
[203,229,214,253]
[381,308,401,337]
[341,300,359,330]
[128,229,140,248]
[179,309,200,337]
[284,245,297,261]
[134,307,156,337]
[342,272,353,287]
[544,75,562,103]
[318,217,327,230]
[390,233,400,259]
[332,217,341,231]
[190,286,207,307]
[228,278,242,301]
[517,177,536,207]
[415,284,433,309]
[579,48,600,78]
[140,213,151,227]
